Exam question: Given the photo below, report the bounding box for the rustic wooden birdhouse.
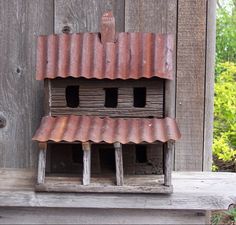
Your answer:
[33,12,181,193]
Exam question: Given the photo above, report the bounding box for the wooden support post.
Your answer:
[164,141,174,186]
[37,142,47,184]
[114,142,124,186]
[82,142,91,185]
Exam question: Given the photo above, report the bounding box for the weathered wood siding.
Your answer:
[0,0,215,171]
[0,0,53,168]
[175,0,207,171]
[49,78,164,118]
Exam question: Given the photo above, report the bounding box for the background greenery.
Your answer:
[213,0,236,171]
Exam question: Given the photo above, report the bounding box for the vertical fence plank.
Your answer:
[55,0,125,33]
[203,0,216,171]
[175,0,207,171]
[125,0,177,34]
[0,0,54,168]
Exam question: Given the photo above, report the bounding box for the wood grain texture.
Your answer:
[175,0,207,171]
[114,143,124,186]
[36,182,172,194]
[0,0,53,168]
[164,141,173,186]
[55,0,125,33]
[203,0,216,171]
[0,169,236,210]
[49,78,164,117]
[37,147,46,184]
[82,142,91,185]
[0,207,207,225]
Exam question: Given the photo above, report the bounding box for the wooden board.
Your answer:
[0,0,54,168]
[203,0,216,171]
[0,207,207,225]
[175,0,207,171]
[0,169,235,211]
[35,174,171,194]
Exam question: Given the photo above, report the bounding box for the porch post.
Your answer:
[164,140,174,186]
[37,142,47,184]
[82,142,91,185]
[114,142,124,186]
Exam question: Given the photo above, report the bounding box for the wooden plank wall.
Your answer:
[50,79,164,117]
[175,0,207,171]
[0,0,53,168]
[0,0,215,171]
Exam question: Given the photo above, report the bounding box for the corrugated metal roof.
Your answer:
[36,33,174,80]
[32,115,180,144]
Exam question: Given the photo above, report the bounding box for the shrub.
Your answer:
[213,62,236,171]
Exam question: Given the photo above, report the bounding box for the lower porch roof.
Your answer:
[32,115,181,144]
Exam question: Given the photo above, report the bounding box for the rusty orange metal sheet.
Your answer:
[36,33,174,80]
[33,115,181,144]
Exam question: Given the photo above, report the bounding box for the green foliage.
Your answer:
[225,208,236,223]
[216,0,236,63]
[211,208,236,225]
[213,62,236,168]
[214,1,236,171]
[211,212,223,225]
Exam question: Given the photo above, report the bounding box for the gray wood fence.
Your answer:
[0,0,215,171]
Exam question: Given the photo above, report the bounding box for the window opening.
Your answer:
[99,148,116,174]
[133,87,146,107]
[104,88,118,108]
[136,145,147,163]
[72,144,83,164]
[66,86,79,108]
[49,143,83,175]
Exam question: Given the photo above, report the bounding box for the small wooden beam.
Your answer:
[114,142,124,186]
[82,142,91,185]
[37,142,47,184]
[100,11,116,44]
[164,141,174,186]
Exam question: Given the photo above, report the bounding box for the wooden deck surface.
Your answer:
[0,168,235,211]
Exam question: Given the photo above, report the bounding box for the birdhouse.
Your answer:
[33,12,181,193]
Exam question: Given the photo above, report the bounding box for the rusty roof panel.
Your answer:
[32,115,181,144]
[36,33,174,80]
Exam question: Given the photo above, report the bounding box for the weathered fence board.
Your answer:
[203,0,216,171]
[175,0,207,171]
[0,0,53,168]
[55,0,125,33]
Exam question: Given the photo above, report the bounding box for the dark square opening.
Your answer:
[133,87,146,107]
[66,86,79,108]
[99,148,116,174]
[72,144,83,164]
[104,88,118,108]
[48,143,83,175]
[135,145,147,163]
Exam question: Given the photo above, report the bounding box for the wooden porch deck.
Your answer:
[0,169,235,224]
